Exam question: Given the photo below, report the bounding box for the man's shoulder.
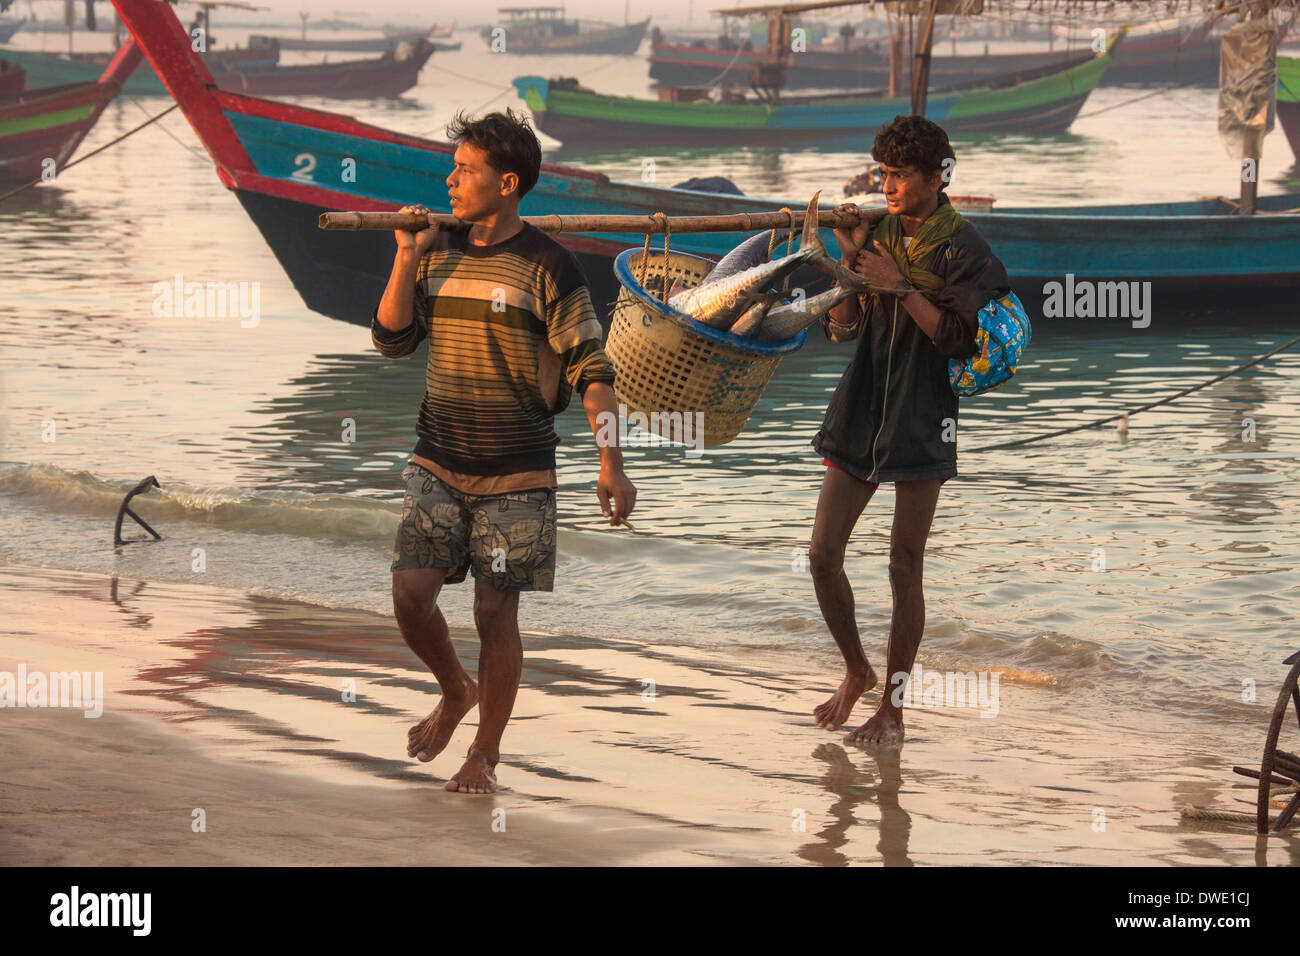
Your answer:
[518,224,590,292]
[950,217,991,254]
[416,229,461,272]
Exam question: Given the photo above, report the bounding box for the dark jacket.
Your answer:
[812,197,1011,483]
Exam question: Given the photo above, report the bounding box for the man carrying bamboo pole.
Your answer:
[810,114,1011,749]
[372,109,636,794]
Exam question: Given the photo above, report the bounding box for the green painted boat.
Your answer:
[515,41,1116,146]
[0,45,169,94]
[1279,55,1300,159]
[0,40,143,184]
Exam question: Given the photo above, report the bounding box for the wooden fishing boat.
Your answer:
[1279,55,1300,160]
[249,27,438,53]
[649,35,1091,90]
[108,0,1300,328]
[0,40,276,96]
[515,47,1115,146]
[649,17,1225,90]
[483,7,649,55]
[391,22,455,40]
[206,40,434,98]
[1067,17,1220,87]
[0,39,142,184]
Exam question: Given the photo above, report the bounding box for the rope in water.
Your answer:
[0,102,179,204]
[967,333,1300,453]
[1181,805,1296,826]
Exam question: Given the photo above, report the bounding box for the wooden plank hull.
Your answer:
[0,47,167,95]
[517,52,1109,145]
[1096,19,1219,86]
[207,42,433,98]
[0,42,429,100]
[485,19,648,55]
[648,41,1085,90]
[251,31,430,53]
[649,20,1225,90]
[526,90,1094,144]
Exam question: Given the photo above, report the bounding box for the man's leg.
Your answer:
[446,578,521,794]
[847,477,943,748]
[393,567,479,762]
[809,465,880,730]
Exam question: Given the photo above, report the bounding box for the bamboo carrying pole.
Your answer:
[318,207,887,234]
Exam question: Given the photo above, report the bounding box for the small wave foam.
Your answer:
[0,461,399,544]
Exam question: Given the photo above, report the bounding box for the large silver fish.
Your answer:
[726,291,783,337]
[668,191,826,329]
[754,285,856,341]
[698,227,791,288]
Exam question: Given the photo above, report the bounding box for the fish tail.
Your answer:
[797,190,824,262]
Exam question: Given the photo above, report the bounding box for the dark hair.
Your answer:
[872,115,956,191]
[445,108,542,199]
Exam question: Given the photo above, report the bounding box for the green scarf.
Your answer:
[872,196,965,297]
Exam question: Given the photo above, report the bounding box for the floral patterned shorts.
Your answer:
[391,463,557,592]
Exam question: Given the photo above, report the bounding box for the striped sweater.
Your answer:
[371,223,615,492]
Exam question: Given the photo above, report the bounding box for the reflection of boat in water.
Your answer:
[0,40,143,185]
[483,6,649,55]
[515,44,1116,146]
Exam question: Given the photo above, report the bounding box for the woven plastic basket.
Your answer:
[607,247,807,448]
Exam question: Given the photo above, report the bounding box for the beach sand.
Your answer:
[1,564,1293,866]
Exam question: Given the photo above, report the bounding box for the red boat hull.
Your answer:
[0,60,25,99]
[0,43,141,185]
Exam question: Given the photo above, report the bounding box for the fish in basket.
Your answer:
[606,192,862,448]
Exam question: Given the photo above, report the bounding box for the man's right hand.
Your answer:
[832,201,873,267]
[396,204,438,258]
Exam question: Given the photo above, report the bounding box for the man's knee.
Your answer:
[887,546,924,587]
[473,586,517,634]
[392,572,435,623]
[808,537,843,579]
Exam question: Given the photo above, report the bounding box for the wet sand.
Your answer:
[0,564,1294,866]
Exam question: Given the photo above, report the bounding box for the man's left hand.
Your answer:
[597,464,637,527]
[854,242,905,288]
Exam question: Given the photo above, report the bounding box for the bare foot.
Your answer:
[445,747,498,794]
[406,680,478,763]
[814,665,878,731]
[845,706,904,750]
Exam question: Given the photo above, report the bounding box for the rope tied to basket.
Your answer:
[660,214,673,303]
[770,207,796,292]
[637,212,672,302]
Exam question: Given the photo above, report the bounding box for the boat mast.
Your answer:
[911,0,938,114]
